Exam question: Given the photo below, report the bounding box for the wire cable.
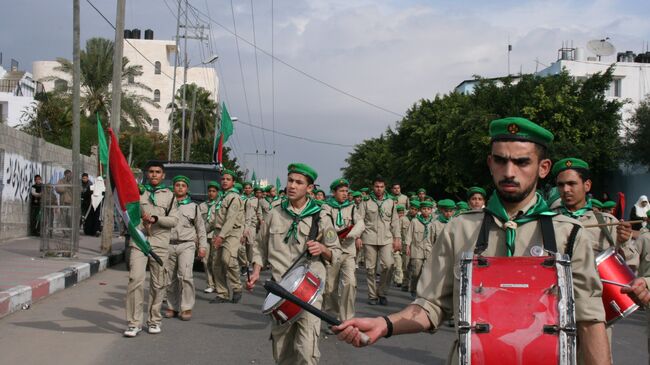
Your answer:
[236,119,354,147]
[250,0,268,178]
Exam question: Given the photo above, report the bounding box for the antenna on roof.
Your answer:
[587,38,615,61]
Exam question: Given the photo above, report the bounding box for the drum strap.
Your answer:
[565,224,581,259]
[279,213,321,280]
[594,212,616,247]
[473,212,492,255]
[539,215,557,253]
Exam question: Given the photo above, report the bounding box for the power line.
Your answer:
[250,0,268,179]
[236,119,354,148]
[271,0,277,178]
[188,3,404,118]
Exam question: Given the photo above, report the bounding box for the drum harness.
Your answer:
[276,213,321,281]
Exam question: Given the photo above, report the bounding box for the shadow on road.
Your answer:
[12,307,123,334]
[374,343,447,365]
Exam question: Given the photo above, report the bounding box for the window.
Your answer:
[152,118,159,132]
[128,74,134,84]
[153,89,160,102]
[54,79,68,91]
[606,78,622,98]
[154,61,161,75]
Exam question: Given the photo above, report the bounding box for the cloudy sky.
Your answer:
[2,0,650,186]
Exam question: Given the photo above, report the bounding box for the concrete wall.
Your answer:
[0,124,97,241]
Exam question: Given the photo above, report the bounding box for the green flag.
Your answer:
[276,177,281,191]
[252,171,257,184]
[97,113,108,166]
[221,102,234,143]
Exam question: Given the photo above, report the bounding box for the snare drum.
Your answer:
[262,264,324,324]
[458,252,576,365]
[595,246,639,325]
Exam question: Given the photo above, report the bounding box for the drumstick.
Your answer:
[582,220,644,229]
[263,280,371,345]
[601,279,632,289]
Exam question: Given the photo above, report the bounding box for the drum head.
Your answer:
[262,293,283,313]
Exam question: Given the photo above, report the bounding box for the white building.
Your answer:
[0,63,43,127]
[32,30,218,134]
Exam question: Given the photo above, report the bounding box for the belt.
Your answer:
[169,240,194,245]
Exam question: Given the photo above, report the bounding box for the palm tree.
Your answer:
[48,37,157,130]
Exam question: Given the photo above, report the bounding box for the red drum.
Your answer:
[595,247,639,325]
[458,252,576,365]
[262,264,324,324]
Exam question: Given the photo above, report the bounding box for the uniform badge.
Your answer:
[507,123,519,134]
[325,228,337,243]
[565,160,573,167]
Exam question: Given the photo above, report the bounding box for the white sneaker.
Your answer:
[148,324,162,334]
[204,287,215,293]
[123,327,142,337]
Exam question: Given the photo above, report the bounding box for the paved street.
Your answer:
[0,264,647,365]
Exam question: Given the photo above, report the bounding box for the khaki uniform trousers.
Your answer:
[323,251,357,321]
[126,245,169,327]
[364,244,394,299]
[165,241,197,312]
[409,258,425,293]
[214,240,243,299]
[271,295,322,365]
[391,251,403,285]
[401,245,410,289]
[201,242,216,290]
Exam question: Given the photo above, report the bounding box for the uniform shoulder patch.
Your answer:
[324,228,337,244]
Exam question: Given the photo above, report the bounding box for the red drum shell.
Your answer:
[595,247,639,325]
[262,266,323,324]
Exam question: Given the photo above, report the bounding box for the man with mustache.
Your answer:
[334,117,611,364]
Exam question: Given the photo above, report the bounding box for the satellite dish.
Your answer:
[587,38,616,59]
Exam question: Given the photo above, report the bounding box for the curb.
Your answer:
[0,250,124,319]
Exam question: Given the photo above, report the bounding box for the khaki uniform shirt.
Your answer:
[359,195,400,246]
[635,232,650,290]
[244,196,261,241]
[199,201,218,239]
[413,196,605,363]
[170,200,207,250]
[260,198,281,219]
[253,201,341,282]
[55,177,73,205]
[211,191,245,250]
[400,216,411,242]
[432,220,447,244]
[395,194,410,210]
[405,217,435,259]
[320,203,365,255]
[139,188,178,247]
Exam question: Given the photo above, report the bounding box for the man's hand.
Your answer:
[616,220,632,244]
[197,247,206,258]
[392,238,401,253]
[333,317,385,347]
[307,240,326,257]
[355,238,363,251]
[212,236,223,249]
[246,265,261,291]
[621,278,650,306]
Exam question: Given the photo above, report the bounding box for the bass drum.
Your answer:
[262,264,324,324]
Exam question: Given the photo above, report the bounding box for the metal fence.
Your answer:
[39,162,78,257]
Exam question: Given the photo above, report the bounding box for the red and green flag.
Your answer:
[214,102,234,164]
[96,113,108,168]
[107,128,163,265]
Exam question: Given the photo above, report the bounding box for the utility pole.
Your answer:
[71,0,81,253]
[180,0,189,161]
[101,0,126,255]
[185,87,197,160]
[167,0,182,161]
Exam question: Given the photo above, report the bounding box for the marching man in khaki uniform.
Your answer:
[391,182,409,210]
[391,205,407,288]
[405,201,435,299]
[164,175,207,321]
[466,186,487,210]
[241,182,260,272]
[210,169,245,304]
[321,178,365,333]
[124,162,178,337]
[400,201,418,293]
[260,185,281,221]
[357,177,400,306]
[334,117,612,365]
[199,181,220,293]
[248,163,341,365]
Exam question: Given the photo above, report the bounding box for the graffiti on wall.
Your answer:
[2,153,42,202]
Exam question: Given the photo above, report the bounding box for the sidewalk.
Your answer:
[0,234,126,319]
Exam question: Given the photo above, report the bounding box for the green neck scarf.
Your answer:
[484,191,554,256]
[416,214,433,237]
[560,199,592,219]
[370,193,389,218]
[437,214,450,224]
[281,198,321,243]
[215,189,237,211]
[142,183,167,205]
[176,195,192,207]
[325,197,352,227]
[206,199,218,221]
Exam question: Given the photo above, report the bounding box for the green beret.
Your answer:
[552,158,590,177]
[467,186,487,199]
[351,191,362,198]
[590,199,603,209]
[489,117,554,147]
[172,175,190,185]
[602,201,617,209]
[233,182,243,193]
[253,186,262,192]
[420,201,434,208]
[545,187,561,206]
[263,185,273,192]
[410,200,420,209]
[288,163,318,182]
[330,178,350,192]
[360,187,369,193]
[437,199,456,209]
[207,180,220,189]
[243,181,253,187]
[396,204,406,211]
[417,188,426,194]
[456,201,470,210]
[222,169,237,179]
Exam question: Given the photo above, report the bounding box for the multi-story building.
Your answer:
[32,29,218,134]
[0,57,43,127]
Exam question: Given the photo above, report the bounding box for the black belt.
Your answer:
[170,240,194,245]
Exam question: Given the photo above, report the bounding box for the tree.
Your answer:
[344,68,623,199]
[167,83,218,158]
[625,95,650,168]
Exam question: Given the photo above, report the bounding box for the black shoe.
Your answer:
[367,298,379,305]
[210,296,231,304]
[394,282,402,288]
[378,296,388,306]
[240,267,248,276]
[231,291,242,303]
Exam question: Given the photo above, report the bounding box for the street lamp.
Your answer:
[202,54,219,64]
